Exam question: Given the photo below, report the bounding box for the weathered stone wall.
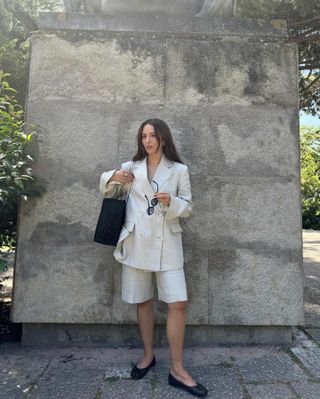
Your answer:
[11,13,304,345]
[62,0,237,17]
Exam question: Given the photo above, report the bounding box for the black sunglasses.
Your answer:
[145,180,159,215]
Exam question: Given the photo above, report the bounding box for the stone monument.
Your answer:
[63,0,237,16]
[11,0,304,346]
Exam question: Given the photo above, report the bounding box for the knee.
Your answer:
[137,297,154,307]
[167,300,188,312]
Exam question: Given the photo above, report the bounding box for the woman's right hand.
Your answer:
[109,168,134,184]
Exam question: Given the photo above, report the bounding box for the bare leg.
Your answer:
[167,301,197,386]
[136,297,155,368]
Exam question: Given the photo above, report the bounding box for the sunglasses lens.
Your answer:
[147,207,154,215]
[151,198,158,206]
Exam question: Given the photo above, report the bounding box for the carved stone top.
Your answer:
[63,0,237,17]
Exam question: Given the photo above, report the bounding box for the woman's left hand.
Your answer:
[154,192,171,207]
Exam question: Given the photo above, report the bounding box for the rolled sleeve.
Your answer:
[99,169,121,197]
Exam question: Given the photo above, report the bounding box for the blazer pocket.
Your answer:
[169,223,183,233]
[117,222,135,245]
[124,222,135,232]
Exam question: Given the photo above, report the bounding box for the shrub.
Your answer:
[300,126,320,229]
[0,70,46,264]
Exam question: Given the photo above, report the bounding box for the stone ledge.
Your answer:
[21,323,293,346]
[38,12,288,37]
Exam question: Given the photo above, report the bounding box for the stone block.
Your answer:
[165,39,297,107]
[28,33,165,104]
[11,13,302,344]
[208,246,304,325]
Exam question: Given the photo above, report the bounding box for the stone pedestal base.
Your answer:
[21,323,293,346]
[11,12,304,345]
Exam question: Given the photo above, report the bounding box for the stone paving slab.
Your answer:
[27,364,104,399]
[124,364,245,399]
[305,303,320,328]
[101,378,153,399]
[290,347,320,379]
[304,328,320,345]
[0,390,25,399]
[1,329,320,399]
[293,328,319,349]
[0,353,52,399]
[235,353,308,382]
[291,381,320,399]
[104,366,132,379]
[244,382,298,399]
[185,365,244,399]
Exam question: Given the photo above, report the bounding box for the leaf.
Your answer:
[14,179,24,189]
[0,258,7,272]
[4,87,17,93]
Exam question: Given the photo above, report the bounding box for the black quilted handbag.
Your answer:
[94,184,132,246]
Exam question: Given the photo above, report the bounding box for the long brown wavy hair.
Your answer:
[132,118,184,164]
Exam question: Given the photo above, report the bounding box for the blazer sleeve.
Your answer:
[99,169,121,197]
[99,160,133,198]
[164,165,193,221]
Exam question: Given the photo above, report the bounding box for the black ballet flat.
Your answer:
[168,372,208,398]
[130,355,156,380]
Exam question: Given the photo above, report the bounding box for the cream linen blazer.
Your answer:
[99,154,192,271]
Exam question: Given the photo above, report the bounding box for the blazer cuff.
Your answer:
[164,194,192,221]
[99,169,119,196]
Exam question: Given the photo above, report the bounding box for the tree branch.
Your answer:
[299,66,320,71]
[289,34,320,43]
[300,74,320,93]
[291,26,320,37]
[288,16,320,28]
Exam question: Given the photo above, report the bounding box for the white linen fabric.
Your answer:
[99,154,192,271]
[121,264,188,303]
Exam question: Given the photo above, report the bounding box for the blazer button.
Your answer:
[138,234,143,239]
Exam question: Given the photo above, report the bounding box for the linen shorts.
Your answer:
[121,264,188,304]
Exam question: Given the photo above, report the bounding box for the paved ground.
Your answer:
[0,329,320,398]
[0,229,320,398]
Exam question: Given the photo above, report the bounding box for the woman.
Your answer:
[99,118,208,398]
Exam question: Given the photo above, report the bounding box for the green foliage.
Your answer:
[0,0,64,105]
[0,71,46,248]
[0,257,6,272]
[300,126,320,229]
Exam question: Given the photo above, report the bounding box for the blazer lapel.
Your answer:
[132,155,174,197]
[153,154,174,190]
[132,157,154,198]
